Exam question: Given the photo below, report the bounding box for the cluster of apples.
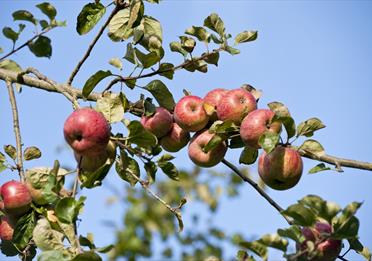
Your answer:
[142,87,303,190]
[0,181,32,241]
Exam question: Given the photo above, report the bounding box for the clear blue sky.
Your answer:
[1,1,372,260]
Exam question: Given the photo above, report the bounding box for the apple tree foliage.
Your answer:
[0,1,371,261]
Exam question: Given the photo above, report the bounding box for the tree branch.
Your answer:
[5,80,25,181]
[222,159,293,225]
[0,27,52,62]
[67,5,125,85]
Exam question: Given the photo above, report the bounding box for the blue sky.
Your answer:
[1,1,372,260]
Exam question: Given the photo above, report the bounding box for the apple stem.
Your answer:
[221,159,293,225]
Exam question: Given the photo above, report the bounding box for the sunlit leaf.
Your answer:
[36,2,57,20]
[12,10,37,25]
[296,117,325,137]
[82,70,112,98]
[145,80,175,111]
[235,31,258,44]
[76,2,106,35]
[24,146,42,160]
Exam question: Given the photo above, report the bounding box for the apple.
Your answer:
[203,88,227,121]
[160,123,191,152]
[188,130,227,167]
[75,140,116,172]
[301,222,342,261]
[63,108,111,157]
[174,95,209,132]
[258,146,303,190]
[141,107,173,138]
[216,88,257,125]
[1,180,32,216]
[0,185,3,211]
[0,216,15,241]
[240,109,281,149]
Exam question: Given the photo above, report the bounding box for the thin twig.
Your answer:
[6,80,25,181]
[337,255,349,261]
[67,5,124,85]
[0,27,52,62]
[222,159,293,225]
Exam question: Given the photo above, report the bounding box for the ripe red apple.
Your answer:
[141,107,173,138]
[160,123,191,152]
[301,222,342,261]
[1,180,32,216]
[216,88,257,125]
[240,109,281,149]
[188,130,227,167]
[0,216,15,241]
[258,146,303,190]
[203,88,227,121]
[174,95,209,132]
[75,140,116,172]
[63,108,111,157]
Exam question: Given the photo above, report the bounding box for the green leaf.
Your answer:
[127,0,144,29]
[0,47,3,53]
[139,15,163,51]
[96,244,114,253]
[184,59,208,73]
[158,63,174,79]
[169,41,188,56]
[0,151,6,162]
[158,161,179,181]
[39,20,49,29]
[204,13,225,37]
[179,36,196,53]
[229,135,245,149]
[239,241,268,261]
[108,9,132,41]
[55,197,85,224]
[298,195,341,223]
[127,120,157,148]
[258,234,288,252]
[203,52,220,66]
[144,161,157,182]
[28,36,52,58]
[299,139,325,157]
[236,250,256,261]
[12,10,37,25]
[268,101,291,117]
[158,153,175,162]
[145,80,175,111]
[71,251,102,261]
[2,27,19,44]
[282,203,316,226]
[296,117,326,137]
[115,151,140,186]
[203,134,225,153]
[24,146,42,161]
[134,48,161,68]
[124,43,137,64]
[36,2,57,20]
[239,147,258,165]
[349,239,371,261]
[96,93,125,123]
[235,31,258,44]
[333,202,362,238]
[308,163,331,174]
[277,225,303,243]
[79,161,113,189]
[209,120,239,134]
[79,233,95,249]
[13,212,36,249]
[82,70,112,98]
[185,26,210,42]
[0,59,22,72]
[258,132,280,154]
[224,45,240,55]
[33,218,65,251]
[108,57,123,70]
[0,161,6,174]
[76,2,106,35]
[4,144,16,160]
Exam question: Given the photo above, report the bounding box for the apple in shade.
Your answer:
[141,107,173,138]
[0,216,15,241]
[160,123,191,152]
[300,222,342,261]
[216,88,257,125]
[1,180,32,216]
[240,109,282,149]
[203,88,227,121]
[75,140,116,172]
[188,130,227,168]
[63,108,111,157]
[258,146,303,190]
[174,95,209,132]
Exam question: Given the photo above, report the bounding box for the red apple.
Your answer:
[216,88,257,125]
[240,109,281,149]
[1,180,32,216]
[258,146,303,190]
[174,96,209,132]
[63,108,111,157]
[188,130,227,168]
[160,123,191,152]
[75,140,116,172]
[141,107,173,138]
[0,216,15,241]
[203,88,227,121]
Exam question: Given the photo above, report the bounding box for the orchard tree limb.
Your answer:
[67,4,127,85]
[5,80,25,181]
[221,159,293,225]
[0,27,52,62]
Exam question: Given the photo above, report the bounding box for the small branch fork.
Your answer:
[5,80,25,181]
